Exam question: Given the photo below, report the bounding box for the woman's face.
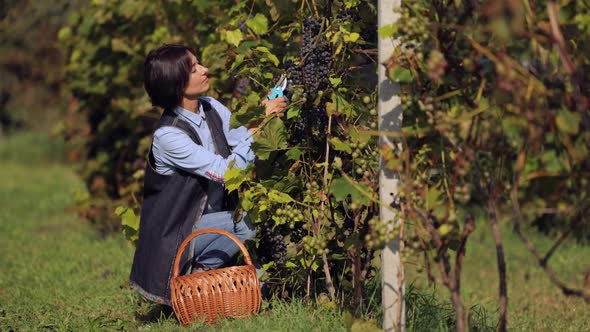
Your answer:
[184,52,209,98]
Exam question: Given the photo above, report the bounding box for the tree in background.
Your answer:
[0,0,83,134]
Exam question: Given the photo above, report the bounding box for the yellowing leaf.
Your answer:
[225,29,243,47]
[343,32,360,42]
[379,24,398,39]
[268,189,294,203]
[247,13,269,35]
[115,206,140,231]
[224,166,251,192]
[438,224,453,236]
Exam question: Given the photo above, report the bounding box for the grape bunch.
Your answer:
[302,235,328,255]
[394,2,430,43]
[301,17,331,97]
[426,50,447,82]
[350,140,378,180]
[258,220,288,265]
[282,17,333,145]
[364,217,397,250]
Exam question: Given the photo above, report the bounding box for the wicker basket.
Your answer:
[170,228,261,325]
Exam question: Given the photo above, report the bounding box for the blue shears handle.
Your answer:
[267,87,284,100]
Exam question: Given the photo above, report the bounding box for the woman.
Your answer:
[129,44,286,305]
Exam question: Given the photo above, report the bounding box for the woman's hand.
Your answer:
[261,96,287,118]
[248,96,288,134]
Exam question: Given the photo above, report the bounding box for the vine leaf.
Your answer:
[225,29,243,47]
[331,177,369,205]
[387,67,413,83]
[378,23,398,39]
[224,165,252,192]
[556,109,580,135]
[268,189,294,203]
[247,13,269,35]
[326,92,355,117]
[251,118,288,160]
[330,137,352,153]
[255,46,279,66]
[115,206,139,231]
[286,148,304,160]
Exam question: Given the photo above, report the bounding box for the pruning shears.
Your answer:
[267,74,288,100]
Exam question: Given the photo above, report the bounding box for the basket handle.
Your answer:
[172,228,254,278]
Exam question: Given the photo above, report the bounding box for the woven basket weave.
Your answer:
[170,228,261,325]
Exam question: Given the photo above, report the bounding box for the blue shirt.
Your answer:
[151,96,254,213]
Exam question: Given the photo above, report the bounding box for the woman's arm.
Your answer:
[152,126,253,182]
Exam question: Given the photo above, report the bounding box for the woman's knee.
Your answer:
[235,213,256,241]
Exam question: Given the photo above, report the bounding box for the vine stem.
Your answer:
[547,1,575,75]
[487,197,508,332]
[512,162,590,301]
[320,114,336,301]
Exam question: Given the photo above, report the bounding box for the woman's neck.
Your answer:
[180,98,200,114]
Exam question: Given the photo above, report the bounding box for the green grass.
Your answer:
[1,131,588,331]
[405,218,590,331]
[0,132,347,331]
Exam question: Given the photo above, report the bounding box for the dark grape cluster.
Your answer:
[258,220,288,265]
[233,77,250,96]
[301,17,331,96]
[281,17,333,145]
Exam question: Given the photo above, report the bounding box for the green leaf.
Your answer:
[438,224,453,236]
[541,150,565,172]
[556,109,581,135]
[326,92,355,117]
[224,165,251,192]
[247,13,269,35]
[268,189,294,203]
[387,67,413,83]
[285,148,304,160]
[331,177,369,205]
[265,0,280,21]
[115,206,139,231]
[287,107,300,119]
[330,137,352,153]
[255,46,279,66]
[111,38,135,56]
[329,77,342,87]
[251,118,288,160]
[378,23,398,39]
[343,32,360,42]
[425,187,443,210]
[311,260,320,272]
[225,29,243,47]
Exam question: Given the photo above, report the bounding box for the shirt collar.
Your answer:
[174,104,205,127]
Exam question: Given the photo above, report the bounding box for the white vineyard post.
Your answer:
[378,0,404,331]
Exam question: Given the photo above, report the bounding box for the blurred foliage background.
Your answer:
[0,0,83,133]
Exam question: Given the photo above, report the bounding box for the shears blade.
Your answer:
[268,74,288,100]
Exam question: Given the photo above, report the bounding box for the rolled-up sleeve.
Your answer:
[153,126,252,183]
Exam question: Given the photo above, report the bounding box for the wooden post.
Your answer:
[378,0,404,331]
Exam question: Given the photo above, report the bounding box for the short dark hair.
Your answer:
[144,44,196,110]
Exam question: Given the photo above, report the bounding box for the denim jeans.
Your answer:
[193,211,256,269]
